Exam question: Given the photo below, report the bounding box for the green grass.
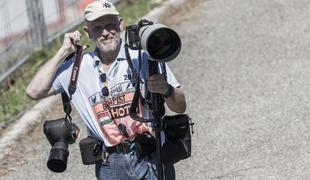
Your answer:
[0,0,159,124]
[118,0,156,25]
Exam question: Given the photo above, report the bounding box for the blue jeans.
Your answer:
[95,151,175,180]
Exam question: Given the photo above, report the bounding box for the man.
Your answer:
[26,0,186,179]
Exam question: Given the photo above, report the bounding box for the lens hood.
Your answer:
[47,142,69,173]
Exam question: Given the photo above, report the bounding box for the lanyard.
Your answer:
[61,45,84,121]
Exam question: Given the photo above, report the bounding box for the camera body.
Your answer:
[126,19,154,50]
[126,19,181,62]
[43,118,79,173]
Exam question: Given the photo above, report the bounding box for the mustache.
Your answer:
[99,37,118,43]
[100,37,113,41]
[100,34,119,40]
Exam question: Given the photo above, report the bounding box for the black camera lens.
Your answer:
[47,142,69,173]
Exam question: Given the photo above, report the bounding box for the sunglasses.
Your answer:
[100,72,109,96]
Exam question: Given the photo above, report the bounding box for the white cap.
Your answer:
[84,0,119,21]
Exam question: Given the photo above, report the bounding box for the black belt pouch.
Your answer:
[79,137,103,165]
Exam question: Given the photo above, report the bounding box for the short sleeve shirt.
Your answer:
[52,42,180,147]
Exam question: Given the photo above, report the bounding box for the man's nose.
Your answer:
[101,29,110,37]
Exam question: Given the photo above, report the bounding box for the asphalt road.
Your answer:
[3,0,310,179]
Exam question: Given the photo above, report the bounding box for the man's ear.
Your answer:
[119,17,125,32]
[83,26,92,39]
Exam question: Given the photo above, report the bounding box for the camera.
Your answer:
[126,19,181,62]
[43,118,79,173]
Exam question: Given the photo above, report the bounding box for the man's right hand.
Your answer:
[26,31,82,100]
[60,31,82,56]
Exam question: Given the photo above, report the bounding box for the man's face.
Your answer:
[86,15,121,54]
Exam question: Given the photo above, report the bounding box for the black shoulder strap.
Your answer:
[124,42,151,122]
[161,62,167,81]
[61,45,84,120]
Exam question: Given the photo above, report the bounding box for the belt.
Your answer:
[105,141,134,154]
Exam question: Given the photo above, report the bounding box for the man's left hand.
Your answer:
[147,74,169,95]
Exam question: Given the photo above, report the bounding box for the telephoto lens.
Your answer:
[43,118,79,173]
[126,19,181,62]
[138,22,181,62]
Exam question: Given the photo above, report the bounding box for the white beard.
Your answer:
[96,34,121,54]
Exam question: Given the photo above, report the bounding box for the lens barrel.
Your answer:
[139,24,181,62]
[47,141,69,173]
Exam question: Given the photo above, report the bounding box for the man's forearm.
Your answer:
[26,48,70,100]
[165,87,187,113]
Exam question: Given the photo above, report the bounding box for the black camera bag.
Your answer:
[162,114,193,165]
[134,114,193,165]
[79,136,103,165]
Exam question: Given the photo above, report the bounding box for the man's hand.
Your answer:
[147,74,170,95]
[26,31,84,100]
[147,74,186,113]
[60,31,82,55]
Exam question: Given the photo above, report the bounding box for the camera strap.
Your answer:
[124,33,156,122]
[124,44,148,122]
[61,45,84,121]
